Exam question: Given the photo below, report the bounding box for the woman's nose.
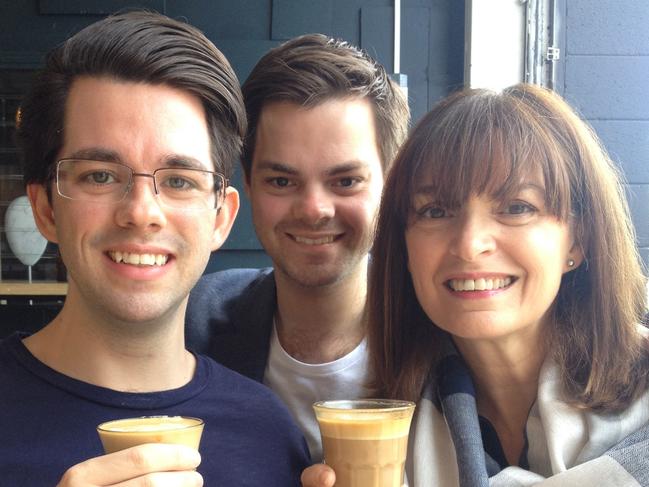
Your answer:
[448,211,496,261]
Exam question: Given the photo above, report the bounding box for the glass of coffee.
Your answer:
[313,399,415,487]
[97,415,204,454]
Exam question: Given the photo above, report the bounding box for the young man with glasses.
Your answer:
[185,34,410,461]
[0,11,309,486]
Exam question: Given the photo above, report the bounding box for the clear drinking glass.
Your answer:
[313,399,415,487]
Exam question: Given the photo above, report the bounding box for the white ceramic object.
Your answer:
[4,195,47,266]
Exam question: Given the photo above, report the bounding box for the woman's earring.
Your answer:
[567,258,575,267]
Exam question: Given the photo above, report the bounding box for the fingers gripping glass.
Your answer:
[56,159,228,211]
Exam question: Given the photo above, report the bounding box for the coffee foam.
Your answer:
[99,416,201,433]
[316,416,412,440]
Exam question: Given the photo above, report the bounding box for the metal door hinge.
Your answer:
[546,46,561,61]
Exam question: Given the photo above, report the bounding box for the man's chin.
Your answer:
[276,263,354,289]
[90,293,185,330]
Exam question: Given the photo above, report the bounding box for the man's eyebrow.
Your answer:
[255,160,373,178]
[62,150,209,171]
[66,148,121,162]
[255,161,299,175]
[325,161,369,177]
[161,155,209,171]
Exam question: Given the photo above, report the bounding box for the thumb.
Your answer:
[301,463,336,487]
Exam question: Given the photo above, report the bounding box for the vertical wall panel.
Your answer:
[589,121,649,183]
[559,0,649,268]
[402,7,430,123]
[627,185,649,248]
[360,7,393,69]
[428,0,465,101]
[567,0,649,55]
[564,56,649,120]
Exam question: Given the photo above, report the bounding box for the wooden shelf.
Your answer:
[0,281,67,296]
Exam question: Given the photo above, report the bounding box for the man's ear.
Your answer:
[26,183,58,243]
[210,186,239,251]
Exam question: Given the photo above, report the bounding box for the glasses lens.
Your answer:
[57,160,130,203]
[154,168,225,210]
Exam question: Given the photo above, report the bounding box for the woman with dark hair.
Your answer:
[302,84,649,486]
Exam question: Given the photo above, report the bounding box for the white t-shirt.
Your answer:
[263,323,371,462]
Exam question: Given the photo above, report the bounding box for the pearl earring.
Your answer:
[567,258,575,267]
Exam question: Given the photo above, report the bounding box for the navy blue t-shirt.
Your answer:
[0,333,310,485]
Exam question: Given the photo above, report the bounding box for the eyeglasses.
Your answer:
[55,159,228,211]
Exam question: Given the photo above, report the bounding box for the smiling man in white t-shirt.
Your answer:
[186,33,410,461]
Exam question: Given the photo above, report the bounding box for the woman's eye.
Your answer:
[504,202,536,215]
[418,206,447,219]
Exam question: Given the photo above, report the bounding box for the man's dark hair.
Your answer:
[241,33,409,180]
[17,10,246,187]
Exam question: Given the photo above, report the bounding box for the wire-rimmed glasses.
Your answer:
[55,159,228,211]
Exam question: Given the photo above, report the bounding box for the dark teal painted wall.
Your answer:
[556,0,649,268]
[0,0,465,273]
